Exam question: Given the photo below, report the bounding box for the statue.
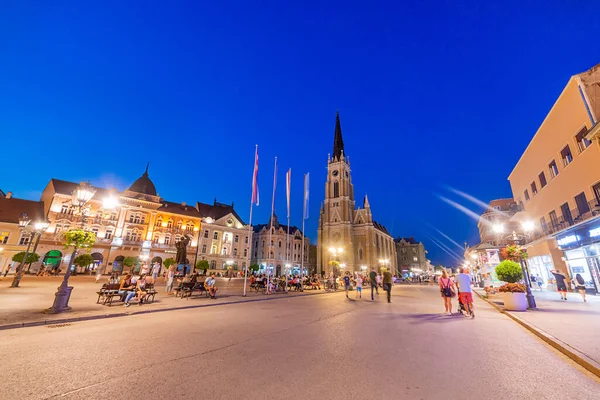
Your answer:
[175,235,192,265]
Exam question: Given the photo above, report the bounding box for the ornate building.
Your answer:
[251,214,312,276]
[395,237,429,275]
[317,113,397,275]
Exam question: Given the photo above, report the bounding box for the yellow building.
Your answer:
[508,63,600,293]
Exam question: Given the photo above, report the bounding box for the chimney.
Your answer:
[181,202,186,207]
[6,192,12,199]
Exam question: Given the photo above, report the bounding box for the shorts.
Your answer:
[557,284,567,292]
[344,284,351,290]
[356,286,362,292]
[459,292,473,305]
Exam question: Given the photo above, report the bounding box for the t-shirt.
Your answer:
[343,276,351,286]
[553,272,567,286]
[369,271,377,283]
[383,271,393,284]
[205,277,216,287]
[454,274,472,293]
[356,276,363,288]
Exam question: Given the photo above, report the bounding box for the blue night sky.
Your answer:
[2,1,600,266]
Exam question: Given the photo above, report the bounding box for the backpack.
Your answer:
[441,278,453,297]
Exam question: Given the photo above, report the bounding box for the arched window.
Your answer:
[164,234,171,245]
[333,181,339,198]
[155,217,162,227]
[167,219,173,229]
[177,221,182,230]
[278,241,282,248]
[211,245,217,254]
[210,260,216,269]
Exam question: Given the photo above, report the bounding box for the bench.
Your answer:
[96,283,122,306]
[181,282,210,299]
[251,281,266,292]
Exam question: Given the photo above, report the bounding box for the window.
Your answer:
[61,204,69,214]
[186,223,194,232]
[202,244,207,253]
[592,182,600,205]
[524,189,530,202]
[575,127,591,153]
[540,217,547,233]
[233,248,238,256]
[155,218,162,227]
[245,236,249,244]
[164,235,171,245]
[243,248,247,257]
[278,241,282,248]
[204,230,209,238]
[235,235,239,243]
[413,257,418,262]
[92,227,99,236]
[211,245,217,254]
[333,181,339,198]
[110,212,117,221]
[359,248,363,260]
[153,235,160,244]
[167,220,173,228]
[549,160,559,178]
[177,221,182,230]
[0,231,9,244]
[539,172,547,188]
[221,248,227,255]
[210,260,216,269]
[531,182,538,196]
[174,234,181,243]
[561,202,573,226]
[213,232,218,240]
[19,234,31,245]
[105,229,113,240]
[561,145,573,167]
[575,192,590,215]
[549,211,559,231]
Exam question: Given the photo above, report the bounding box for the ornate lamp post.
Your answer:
[496,221,537,309]
[47,182,97,313]
[11,214,46,287]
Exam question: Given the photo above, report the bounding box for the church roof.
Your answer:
[128,163,157,196]
[196,199,246,225]
[373,221,391,236]
[333,111,345,160]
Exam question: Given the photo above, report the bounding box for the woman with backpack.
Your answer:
[439,269,456,315]
[574,273,587,302]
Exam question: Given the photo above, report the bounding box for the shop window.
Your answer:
[539,172,547,188]
[574,192,590,215]
[575,126,591,153]
[561,145,573,167]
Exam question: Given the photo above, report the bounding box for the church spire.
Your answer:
[144,161,149,176]
[333,111,344,160]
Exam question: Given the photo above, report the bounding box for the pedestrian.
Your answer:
[165,264,176,295]
[551,270,568,300]
[376,272,382,289]
[574,273,587,302]
[355,274,363,299]
[382,268,393,303]
[343,271,351,298]
[439,269,455,315]
[369,268,378,300]
[152,262,160,282]
[455,267,474,318]
[536,274,543,291]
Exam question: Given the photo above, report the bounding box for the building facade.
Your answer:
[395,237,428,275]
[508,63,600,293]
[196,199,251,272]
[251,214,312,276]
[317,113,397,276]
[477,199,520,247]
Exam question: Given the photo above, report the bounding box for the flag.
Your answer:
[251,146,259,206]
[286,168,291,219]
[303,172,310,219]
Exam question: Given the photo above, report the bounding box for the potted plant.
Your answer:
[496,260,527,311]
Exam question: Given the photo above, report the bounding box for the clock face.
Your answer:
[332,170,339,177]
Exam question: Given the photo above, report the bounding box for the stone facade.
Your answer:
[395,237,428,274]
[317,113,397,276]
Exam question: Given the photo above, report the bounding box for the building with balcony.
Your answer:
[252,214,312,276]
[196,199,251,272]
[508,62,600,293]
[395,237,428,275]
[477,199,520,247]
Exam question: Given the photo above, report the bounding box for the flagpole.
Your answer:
[285,168,291,293]
[301,173,307,279]
[243,145,258,297]
[267,157,277,294]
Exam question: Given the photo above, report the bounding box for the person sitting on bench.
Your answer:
[119,274,136,306]
[135,274,148,306]
[205,273,218,299]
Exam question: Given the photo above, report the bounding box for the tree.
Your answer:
[123,256,140,272]
[249,263,260,272]
[12,252,40,265]
[196,260,209,272]
[163,258,176,269]
[73,254,94,269]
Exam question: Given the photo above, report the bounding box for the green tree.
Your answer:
[73,254,94,269]
[249,263,260,272]
[163,258,176,269]
[63,229,96,250]
[12,252,40,265]
[495,260,523,283]
[123,256,140,272]
[196,260,209,272]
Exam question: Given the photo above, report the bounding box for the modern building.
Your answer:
[395,237,428,275]
[317,112,397,276]
[251,214,312,276]
[508,63,600,293]
[196,199,251,272]
[477,199,520,247]
[0,193,45,273]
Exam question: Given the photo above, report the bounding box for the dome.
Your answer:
[128,163,157,196]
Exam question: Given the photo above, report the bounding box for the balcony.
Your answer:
[527,199,600,242]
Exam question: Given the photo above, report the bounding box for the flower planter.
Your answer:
[502,292,527,311]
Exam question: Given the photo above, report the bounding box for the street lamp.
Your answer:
[11,216,50,287]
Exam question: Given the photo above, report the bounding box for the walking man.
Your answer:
[369,267,378,300]
[455,267,474,318]
[551,270,568,300]
[343,271,351,298]
[382,268,393,303]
